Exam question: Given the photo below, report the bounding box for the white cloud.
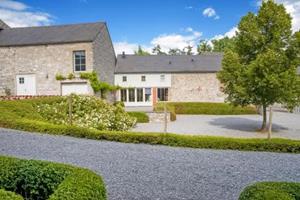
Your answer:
[0,0,27,11]
[114,28,203,55]
[0,0,53,27]
[114,42,139,55]
[202,7,219,20]
[211,26,238,41]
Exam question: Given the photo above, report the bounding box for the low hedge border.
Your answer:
[127,112,150,123]
[0,156,106,200]
[239,182,300,200]
[0,189,23,200]
[1,117,300,154]
[154,102,257,118]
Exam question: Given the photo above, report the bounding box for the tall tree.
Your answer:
[134,45,150,56]
[197,40,212,54]
[217,0,300,132]
[152,45,167,55]
[212,37,235,52]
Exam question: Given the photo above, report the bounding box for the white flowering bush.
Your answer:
[36,94,136,131]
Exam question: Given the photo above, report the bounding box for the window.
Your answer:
[160,75,165,82]
[128,88,135,102]
[137,88,143,102]
[141,76,146,82]
[19,77,24,84]
[157,88,168,101]
[145,88,151,102]
[122,76,127,82]
[121,89,127,102]
[74,51,86,71]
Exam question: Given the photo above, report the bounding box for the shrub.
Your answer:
[0,156,106,200]
[239,182,300,200]
[154,102,257,116]
[67,73,75,80]
[0,189,23,200]
[55,74,66,81]
[127,112,149,123]
[36,94,136,131]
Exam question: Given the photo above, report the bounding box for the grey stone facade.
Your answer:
[0,23,116,96]
[169,73,225,102]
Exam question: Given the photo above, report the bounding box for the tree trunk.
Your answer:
[260,105,267,131]
[268,106,273,140]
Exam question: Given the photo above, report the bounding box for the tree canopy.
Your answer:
[217,0,300,131]
[134,45,150,56]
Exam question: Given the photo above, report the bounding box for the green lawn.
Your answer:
[127,112,149,123]
[0,97,299,154]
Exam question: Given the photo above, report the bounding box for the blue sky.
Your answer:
[0,0,299,54]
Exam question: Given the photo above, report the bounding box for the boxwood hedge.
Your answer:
[239,182,300,200]
[0,156,106,200]
[1,97,300,154]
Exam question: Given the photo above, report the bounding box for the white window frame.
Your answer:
[73,50,86,72]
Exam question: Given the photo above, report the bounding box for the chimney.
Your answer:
[122,51,126,58]
[0,20,10,31]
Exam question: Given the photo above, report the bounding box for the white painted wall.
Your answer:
[114,74,171,88]
[61,82,93,96]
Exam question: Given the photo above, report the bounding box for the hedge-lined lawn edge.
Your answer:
[1,117,300,154]
[239,182,300,200]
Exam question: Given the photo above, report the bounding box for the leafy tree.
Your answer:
[134,45,150,56]
[197,40,212,54]
[184,45,194,55]
[212,37,236,52]
[217,0,300,132]
[168,48,182,55]
[152,45,167,55]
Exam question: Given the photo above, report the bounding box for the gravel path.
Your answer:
[133,112,300,139]
[1,128,300,200]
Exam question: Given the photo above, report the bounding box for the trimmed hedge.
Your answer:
[154,102,257,115]
[239,182,300,200]
[0,156,106,200]
[127,112,149,123]
[1,98,300,154]
[0,189,23,200]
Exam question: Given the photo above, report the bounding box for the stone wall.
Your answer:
[169,73,225,102]
[0,42,94,96]
[147,112,170,123]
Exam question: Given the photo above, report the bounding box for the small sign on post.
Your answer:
[68,95,72,125]
[164,101,167,133]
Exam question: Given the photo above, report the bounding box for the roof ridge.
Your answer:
[7,21,105,30]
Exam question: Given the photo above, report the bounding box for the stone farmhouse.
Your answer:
[115,53,225,107]
[0,19,225,106]
[0,20,116,96]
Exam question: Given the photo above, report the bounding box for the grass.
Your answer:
[127,112,149,123]
[0,97,300,154]
[154,102,257,115]
[239,182,300,200]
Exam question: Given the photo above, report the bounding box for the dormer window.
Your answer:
[141,76,146,82]
[122,76,127,82]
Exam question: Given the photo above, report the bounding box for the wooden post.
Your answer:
[68,95,72,125]
[164,101,167,134]
[268,106,273,140]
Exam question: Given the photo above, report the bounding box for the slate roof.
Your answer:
[0,22,106,47]
[115,53,223,74]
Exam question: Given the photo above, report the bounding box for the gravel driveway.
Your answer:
[133,112,300,139]
[1,128,300,200]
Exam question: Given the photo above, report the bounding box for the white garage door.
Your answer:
[61,83,89,96]
[16,74,36,96]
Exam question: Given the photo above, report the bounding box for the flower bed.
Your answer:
[0,156,106,200]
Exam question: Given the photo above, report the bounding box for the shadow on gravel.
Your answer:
[210,117,288,132]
